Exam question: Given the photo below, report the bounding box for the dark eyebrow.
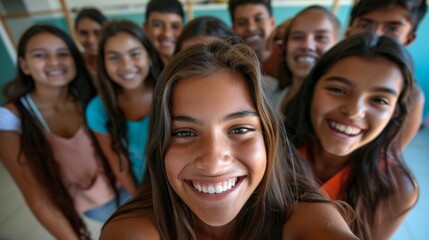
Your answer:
[172,110,258,125]
[324,76,399,96]
[224,110,258,121]
[172,115,201,125]
[359,17,405,26]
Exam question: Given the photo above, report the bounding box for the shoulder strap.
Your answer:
[20,94,51,132]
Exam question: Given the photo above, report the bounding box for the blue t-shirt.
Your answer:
[85,96,149,184]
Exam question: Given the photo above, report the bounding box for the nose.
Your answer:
[339,96,366,119]
[46,54,59,66]
[161,25,173,38]
[373,25,385,37]
[302,36,316,51]
[119,55,133,70]
[194,132,232,175]
[88,32,97,43]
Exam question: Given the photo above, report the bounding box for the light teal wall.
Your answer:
[1,3,428,117]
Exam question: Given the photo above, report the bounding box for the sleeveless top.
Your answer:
[0,95,114,213]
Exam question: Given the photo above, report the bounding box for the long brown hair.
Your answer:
[108,40,345,239]
[285,32,417,239]
[96,20,162,183]
[2,24,117,239]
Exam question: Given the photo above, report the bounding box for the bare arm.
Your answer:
[0,130,78,240]
[399,85,424,151]
[283,202,359,240]
[94,132,138,196]
[372,165,418,239]
[100,209,160,240]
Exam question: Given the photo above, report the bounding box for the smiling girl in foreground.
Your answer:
[86,20,162,196]
[285,32,418,239]
[100,40,358,239]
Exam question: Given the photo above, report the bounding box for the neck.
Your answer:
[309,141,349,183]
[256,48,271,64]
[195,219,235,240]
[30,86,71,109]
[120,82,152,100]
[85,54,98,71]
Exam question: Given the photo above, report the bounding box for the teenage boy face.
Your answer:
[144,12,183,62]
[347,4,415,46]
[232,4,275,52]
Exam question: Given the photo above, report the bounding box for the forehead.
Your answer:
[26,32,67,49]
[77,17,102,30]
[171,69,254,113]
[104,32,142,50]
[321,56,404,91]
[233,4,270,19]
[291,10,336,32]
[147,12,183,23]
[355,4,412,24]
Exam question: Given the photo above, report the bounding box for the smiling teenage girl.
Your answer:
[285,32,418,239]
[100,40,359,240]
[86,20,162,196]
[0,25,117,239]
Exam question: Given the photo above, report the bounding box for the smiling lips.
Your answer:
[191,177,239,194]
[328,120,362,136]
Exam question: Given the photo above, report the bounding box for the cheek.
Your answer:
[236,137,267,177]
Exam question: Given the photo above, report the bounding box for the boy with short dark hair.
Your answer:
[143,0,184,65]
[228,0,275,65]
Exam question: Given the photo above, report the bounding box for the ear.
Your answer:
[404,33,416,46]
[18,57,31,75]
[143,23,148,32]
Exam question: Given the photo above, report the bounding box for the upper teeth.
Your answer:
[245,35,261,42]
[122,73,136,80]
[329,121,361,136]
[47,70,63,76]
[296,56,316,64]
[192,177,237,194]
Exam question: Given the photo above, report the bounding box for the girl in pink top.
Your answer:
[0,25,119,240]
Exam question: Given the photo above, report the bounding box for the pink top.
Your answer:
[45,126,114,213]
[0,106,113,213]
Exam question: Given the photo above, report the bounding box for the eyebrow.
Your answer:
[324,76,399,96]
[106,47,142,54]
[358,17,405,26]
[172,110,258,125]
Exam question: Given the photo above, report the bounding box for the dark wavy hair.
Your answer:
[2,24,117,239]
[174,16,240,54]
[105,40,357,239]
[285,32,417,239]
[96,20,162,184]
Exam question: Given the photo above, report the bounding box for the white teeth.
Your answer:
[296,56,316,64]
[245,35,262,43]
[329,121,361,136]
[122,73,137,80]
[47,70,64,76]
[192,177,238,194]
[160,40,174,47]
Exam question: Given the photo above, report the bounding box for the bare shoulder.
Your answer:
[283,202,358,240]
[3,102,20,116]
[100,209,160,240]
